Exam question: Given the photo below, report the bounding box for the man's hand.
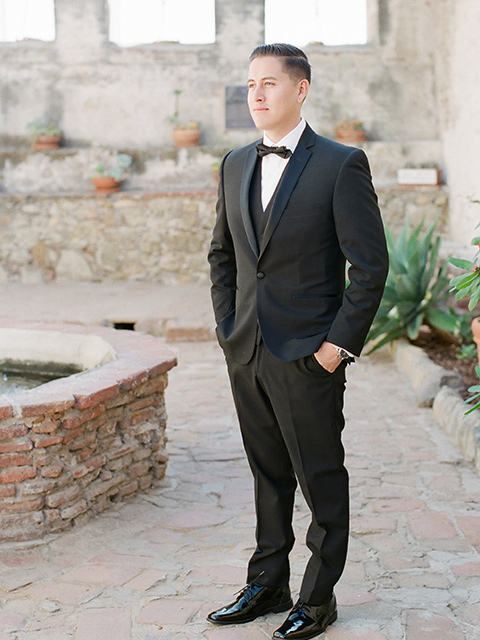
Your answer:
[313,341,342,373]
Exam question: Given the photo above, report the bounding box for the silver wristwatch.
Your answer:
[334,346,354,363]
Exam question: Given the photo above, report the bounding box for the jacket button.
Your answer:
[256,271,265,279]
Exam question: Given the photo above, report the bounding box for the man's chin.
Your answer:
[251,116,270,131]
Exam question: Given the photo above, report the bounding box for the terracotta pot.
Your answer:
[472,317,480,365]
[173,128,200,148]
[33,135,61,150]
[91,176,121,194]
[335,129,366,144]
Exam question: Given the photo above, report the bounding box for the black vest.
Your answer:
[249,157,285,250]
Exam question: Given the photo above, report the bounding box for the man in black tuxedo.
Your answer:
[207,43,388,640]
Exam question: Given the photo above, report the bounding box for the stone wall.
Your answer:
[0,323,177,542]
[377,187,448,237]
[0,187,447,285]
[0,191,217,284]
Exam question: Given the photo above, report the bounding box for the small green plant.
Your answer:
[449,224,480,311]
[464,366,480,415]
[334,118,364,134]
[167,89,200,131]
[448,308,477,359]
[367,219,458,352]
[404,161,440,169]
[456,342,477,361]
[167,89,183,129]
[91,153,132,181]
[26,119,62,140]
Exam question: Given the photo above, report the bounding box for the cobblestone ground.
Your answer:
[0,342,479,640]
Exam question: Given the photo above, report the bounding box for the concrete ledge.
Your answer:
[390,340,463,407]
[391,339,480,475]
[433,387,480,474]
[0,327,115,372]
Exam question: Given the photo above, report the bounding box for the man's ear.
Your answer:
[298,79,310,103]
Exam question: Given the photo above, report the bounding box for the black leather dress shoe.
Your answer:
[273,595,337,639]
[207,582,293,625]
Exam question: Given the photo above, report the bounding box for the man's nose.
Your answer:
[252,87,264,101]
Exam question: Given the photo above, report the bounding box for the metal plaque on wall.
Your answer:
[225,86,255,129]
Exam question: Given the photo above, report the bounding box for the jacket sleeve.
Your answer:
[208,152,237,325]
[326,148,389,356]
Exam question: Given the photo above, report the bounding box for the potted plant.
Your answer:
[334,118,366,144]
[27,119,62,150]
[169,89,201,148]
[90,153,132,194]
[397,162,442,187]
[449,224,480,359]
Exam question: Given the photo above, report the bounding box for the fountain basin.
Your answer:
[0,322,177,543]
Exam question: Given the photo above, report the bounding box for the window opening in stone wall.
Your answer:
[265,0,367,46]
[0,0,55,42]
[108,0,215,46]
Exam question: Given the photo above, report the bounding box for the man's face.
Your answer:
[247,56,308,141]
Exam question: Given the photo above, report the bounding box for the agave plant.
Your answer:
[366,219,458,353]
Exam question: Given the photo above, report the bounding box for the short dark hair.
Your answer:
[250,43,311,84]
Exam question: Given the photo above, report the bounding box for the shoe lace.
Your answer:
[232,571,266,600]
[294,600,308,614]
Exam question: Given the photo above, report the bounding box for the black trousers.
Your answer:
[226,339,349,605]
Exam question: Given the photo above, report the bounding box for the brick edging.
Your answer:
[0,322,177,543]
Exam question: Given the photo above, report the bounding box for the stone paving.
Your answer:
[0,286,479,639]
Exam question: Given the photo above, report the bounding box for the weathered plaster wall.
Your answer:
[0,139,443,195]
[434,0,480,245]
[0,0,440,148]
[0,147,223,194]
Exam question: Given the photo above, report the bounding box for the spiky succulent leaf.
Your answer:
[367,218,450,353]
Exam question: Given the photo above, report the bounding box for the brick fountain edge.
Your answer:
[0,322,177,543]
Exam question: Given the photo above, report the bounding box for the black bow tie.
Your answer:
[256,143,292,159]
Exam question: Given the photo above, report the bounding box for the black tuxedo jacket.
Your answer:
[209,124,388,364]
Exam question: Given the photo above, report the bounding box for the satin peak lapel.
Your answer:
[240,146,260,257]
[260,141,312,256]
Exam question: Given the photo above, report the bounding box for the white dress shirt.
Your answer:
[260,117,306,210]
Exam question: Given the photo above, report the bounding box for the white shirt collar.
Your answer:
[263,117,306,154]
